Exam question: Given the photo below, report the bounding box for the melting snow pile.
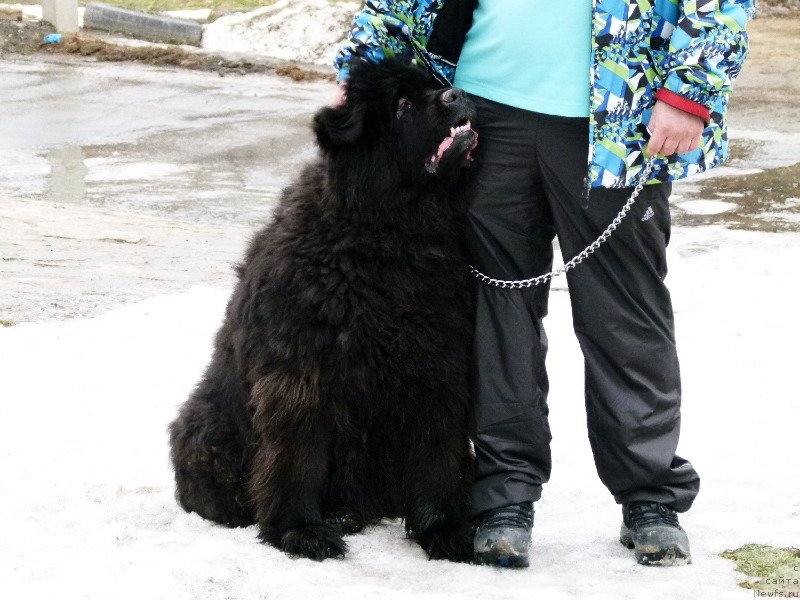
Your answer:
[202,0,360,64]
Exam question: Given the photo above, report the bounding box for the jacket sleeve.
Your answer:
[333,1,415,83]
[657,0,755,115]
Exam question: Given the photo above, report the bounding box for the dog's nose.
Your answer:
[440,88,465,105]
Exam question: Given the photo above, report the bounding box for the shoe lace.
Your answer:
[478,502,533,529]
[626,501,680,529]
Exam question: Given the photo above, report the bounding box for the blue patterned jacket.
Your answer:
[334,0,755,190]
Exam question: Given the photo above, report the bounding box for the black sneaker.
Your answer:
[473,501,533,568]
[620,501,691,566]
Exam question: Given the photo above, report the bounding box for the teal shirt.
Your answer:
[453,0,592,118]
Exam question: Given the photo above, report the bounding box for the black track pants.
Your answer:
[465,94,700,517]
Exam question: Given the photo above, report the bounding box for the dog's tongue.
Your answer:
[434,136,456,161]
[425,121,479,174]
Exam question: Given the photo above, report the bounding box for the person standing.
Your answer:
[333,0,754,568]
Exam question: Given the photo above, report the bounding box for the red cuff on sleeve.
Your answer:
[655,88,711,124]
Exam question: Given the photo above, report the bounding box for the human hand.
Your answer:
[333,81,347,107]
[644,100,705,157]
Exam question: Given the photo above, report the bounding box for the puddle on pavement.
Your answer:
[27,114,319,224]
[673,161,800,233]
[671,138,800,233]
[35,139,799,231]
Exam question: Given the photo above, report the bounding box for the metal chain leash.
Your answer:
[469,158,656,289]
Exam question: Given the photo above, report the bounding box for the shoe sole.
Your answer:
[474,539,529,568]
[620,530,691,566]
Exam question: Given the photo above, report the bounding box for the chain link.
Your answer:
[469,159,656,289]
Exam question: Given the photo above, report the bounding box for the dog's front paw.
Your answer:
[325,513,366,535]
[279,524,348,561]
[418,527,473,563]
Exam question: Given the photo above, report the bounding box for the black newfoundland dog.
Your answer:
[169,59,478,562]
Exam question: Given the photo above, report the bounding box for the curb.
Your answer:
[83,2,202,46]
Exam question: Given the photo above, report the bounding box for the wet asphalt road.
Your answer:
[1,56,331,322]
[1,54,798,324]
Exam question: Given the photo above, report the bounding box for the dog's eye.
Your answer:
[396,98,413,119]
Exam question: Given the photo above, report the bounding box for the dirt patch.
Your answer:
[758,0,800,16]
[274,63,333,82]
[53,35,263,74]
[0,19,53,54]
[728,17,800,130]
[727,138,767,163]
[0,20,335,80]
[52,35,334,80]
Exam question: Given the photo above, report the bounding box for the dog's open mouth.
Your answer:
[425,119,479,174]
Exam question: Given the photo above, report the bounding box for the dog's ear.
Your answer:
[313,104,365,152]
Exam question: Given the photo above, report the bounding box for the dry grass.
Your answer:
[720,545,800,593]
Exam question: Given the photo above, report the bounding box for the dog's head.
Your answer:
[314,59,478,183]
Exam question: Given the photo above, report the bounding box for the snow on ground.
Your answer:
[202,0,360,64]
[674,199,739,215]
[1,226,798,599]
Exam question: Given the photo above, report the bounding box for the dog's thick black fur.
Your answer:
[169,59,478,562]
